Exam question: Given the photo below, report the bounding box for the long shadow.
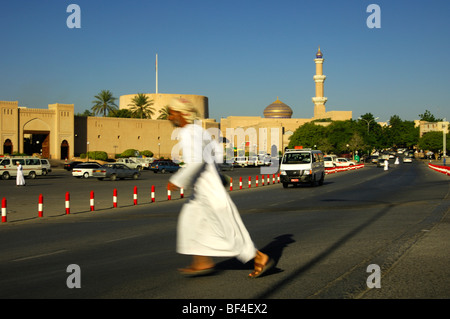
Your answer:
[254,204,394,299]
[214,234,295,275]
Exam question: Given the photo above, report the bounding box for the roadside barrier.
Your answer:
[65,192,70,214]
[325,163,364,174]
[428,163,450,176]
[38,194,43,217]
[2,198,6,223]
[113,189,118,208]
[90,191,95,211]
[1,164,365,223]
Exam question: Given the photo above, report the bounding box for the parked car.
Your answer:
[72,162,104,178]
[93,163,140,181]
[0,157,43,180]
[40,159,52,175]
[64,161,83,171]
[235,156,249,167]
[116,158,142,170]
[403,156,413,163]
[324,155,337,168]
[335,158,355,167]
[149,160,180,173]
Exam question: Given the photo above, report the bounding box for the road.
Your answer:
[0,160,448,302]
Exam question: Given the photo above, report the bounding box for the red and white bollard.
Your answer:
[90,191,95,211]
[167,188,171,200]
[180,187,184,198]
[277,173,280,183]
[273,174,275,184]
[261,175,264,186]
[38,194,43,217]
[267,174,270,185]
[113,189,118,208]
[230,178,233,191]
[256,175,259,187]
[1,198,6,223]
[248,176,251,188]
[151,185,155,202]
[133,186,138,205]
[239,177,242,190]
[65,192,70,214]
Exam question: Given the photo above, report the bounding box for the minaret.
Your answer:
[312,46,327,118]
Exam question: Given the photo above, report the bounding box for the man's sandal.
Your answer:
[248,258,274,278]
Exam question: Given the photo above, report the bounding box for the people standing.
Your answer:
[167,97,274,278]
[16,161,25,186]
[384,159,389,171]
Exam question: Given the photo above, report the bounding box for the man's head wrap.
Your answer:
[169,98,199,124]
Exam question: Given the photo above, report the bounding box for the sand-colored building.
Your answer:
[0,100,74,159]
[220,47,352,155]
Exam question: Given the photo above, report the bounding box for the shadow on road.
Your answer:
[214,234,295,275]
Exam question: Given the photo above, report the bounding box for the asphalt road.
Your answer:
[0,161,448,303]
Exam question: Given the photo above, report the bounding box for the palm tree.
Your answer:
[128,93,155,119]
[157,105,170,120]
[91,90,118,117]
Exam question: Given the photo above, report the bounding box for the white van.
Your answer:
[280,149,325,188]
[0,157,44,180]
[235,156,249,167]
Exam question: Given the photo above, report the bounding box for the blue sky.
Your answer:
[1,0,449,122]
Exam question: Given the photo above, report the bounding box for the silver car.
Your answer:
[94,163,140,181]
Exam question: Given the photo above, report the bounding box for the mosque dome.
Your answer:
[316,46,323,58]
[263,97,293,118]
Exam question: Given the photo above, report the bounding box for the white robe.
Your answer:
[170,124,257,263]
[384,159,389,171]
[16,164,25,186]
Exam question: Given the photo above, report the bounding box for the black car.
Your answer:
[64,161,83,171]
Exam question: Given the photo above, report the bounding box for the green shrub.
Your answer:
[120,149,139,158]
[86,151,108,161]
[140,150,154,157]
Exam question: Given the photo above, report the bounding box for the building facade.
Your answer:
[0,101,74,159]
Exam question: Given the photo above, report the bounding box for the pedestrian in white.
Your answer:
[394,157,400,165]
[16,161,25,186]
[384,159,389,171]
[167,98,274,278]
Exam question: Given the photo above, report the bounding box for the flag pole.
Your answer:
[155,53,158,94]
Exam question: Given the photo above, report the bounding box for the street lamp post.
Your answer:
[358,116,380,134]
[358,116,379,158]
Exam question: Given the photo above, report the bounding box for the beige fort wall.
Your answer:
[119,93,209,119]
[74,116,219,160]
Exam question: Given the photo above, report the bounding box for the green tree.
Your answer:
[157,105,170,120]
[418,131,449,156]
[288,122,326,149]
[108,109,133,118]
[419,110,442,122]
[128,93,155,119]
[91,90,118,117]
